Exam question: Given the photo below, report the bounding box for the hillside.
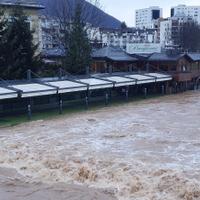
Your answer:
[0,0,121,29]
[38,0,122,29]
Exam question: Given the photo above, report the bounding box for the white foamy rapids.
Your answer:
[0,91,200,200]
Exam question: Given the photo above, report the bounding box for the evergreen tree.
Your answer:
[121,21,127,30]
[64,3,92,74]
[3,5,40,80]
[0,10,8,79]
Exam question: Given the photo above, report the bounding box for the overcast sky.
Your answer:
[99,0,200,26]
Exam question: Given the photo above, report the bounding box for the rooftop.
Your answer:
[148,52,185,62]
[92,46,138,62]
[186,53,200,62]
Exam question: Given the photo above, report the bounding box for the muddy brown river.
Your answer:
[0,91,200,200]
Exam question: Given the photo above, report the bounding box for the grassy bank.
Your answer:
[0,93,164,128]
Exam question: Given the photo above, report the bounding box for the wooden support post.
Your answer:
[85,90,89,110]
[27,69,31,81]
[27,97,32,120]
[105,91,109,106]
[128,65,132,72]
[85,96,89,109]
[165,82,169,94]
[175,82,178,93]
[185,81,187,91]
[153,83,157,94]
[86,66,90,76]
[109,65,112,74]
[146,62,150,72]
[144,87,147,98]
[59,94,63,114]
[59,68,62,80]
[27,104,31,120]
[109,89,112,101]
[194,80,197,90]
[161,85,165,95]
[135,85,138,95]
[125,86,129,101]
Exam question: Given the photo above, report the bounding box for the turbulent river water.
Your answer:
[0,91,200,200]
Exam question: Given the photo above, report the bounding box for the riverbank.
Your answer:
[0,93,162,127]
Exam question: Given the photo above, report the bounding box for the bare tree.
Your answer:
[41,0,104,73]
[42,0,103,48]
[177,20,200,52]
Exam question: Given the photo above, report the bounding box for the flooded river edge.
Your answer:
[0,91,200,200]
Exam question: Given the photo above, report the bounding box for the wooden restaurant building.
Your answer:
[146,52,200,91]
[92,46,138,73]
[92,46,200,90]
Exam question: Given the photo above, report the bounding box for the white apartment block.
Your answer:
[171,5,200,24]
[160,19,173,47]
[135,6,163,29]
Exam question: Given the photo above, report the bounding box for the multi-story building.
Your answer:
[171,5,200,24]
[135,6,163,29]
[0,0,44,52]
[92,27,159,51]
[160,16,194,48]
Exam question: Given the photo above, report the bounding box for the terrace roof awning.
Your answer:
[125,74,156,84]
[0,72,172,100]
[0,86,18,100]
[10,83,57,98]
[76,78,113,90]
[47,80,88,93]
[94,75,136,87]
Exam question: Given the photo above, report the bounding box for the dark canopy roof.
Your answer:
[148,52,186,62]
[42,48,65,58]
[130,53,152,61]
[92,46,138,62]
[186,53,200,62]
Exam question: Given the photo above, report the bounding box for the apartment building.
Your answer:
[171,5,200,24]
[135,6,163,29]
[95,27,159,50]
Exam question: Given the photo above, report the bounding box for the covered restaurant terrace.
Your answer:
[0,86,19,100]
[0,72,172,117]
